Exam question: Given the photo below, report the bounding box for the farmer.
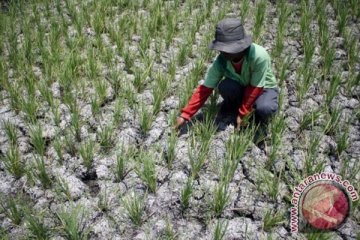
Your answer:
[175,18,278,135]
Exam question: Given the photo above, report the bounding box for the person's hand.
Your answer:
[236,115,247,130]
[174,116,186,130]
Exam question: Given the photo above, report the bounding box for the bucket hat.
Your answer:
[209,18,252,54]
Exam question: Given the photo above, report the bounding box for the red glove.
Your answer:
[181,85,213,120]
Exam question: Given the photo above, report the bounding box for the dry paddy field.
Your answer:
[0,0,359,239]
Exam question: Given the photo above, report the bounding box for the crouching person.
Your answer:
[175,18,279,138]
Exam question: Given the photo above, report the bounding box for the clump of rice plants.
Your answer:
[138,102,154,136]
[211,181,230,217]
[263,209,286,231]
[2,120,18,146]
[79,140,95,171]
[31,155,52,189]
[56,205,89,240]
[135,149,157,193]
[122,192,146,226]
[29,124,46,156]
[98,125,114,152]
[2,145,24,179]
[180,177,193,210]
[213,219,229,240]
[0,195,24,225]
[23,208,50,240]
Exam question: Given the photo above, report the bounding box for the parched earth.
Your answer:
[0,0,359,239]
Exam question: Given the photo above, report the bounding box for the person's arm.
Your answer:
[180,55,224,120]
[180,85,214,120]
[238,86,263,118]
[238,52,269,118]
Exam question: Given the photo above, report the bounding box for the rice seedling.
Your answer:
[64,133,78,157]
[113,97,124,126]
[335,120,350,157]
[24,209,50,240]
[162,218,177,240]
[305,230,333,240]
[240,0,250,22]
[273,0,291,60]
[123,82,137,109]
[322,106,341,136]
[122,192,146,226]
[346,72,360,94]
[302,36,315,68]
[188,138,209,179]
[304,135,324,176]
[123,48,135,72]
[0,196,23,225]
[322,43,336,81]
[98,125,114,151]
[276,56,290,89]
[165,14,177,49]
[70,108,82,142]
[253,0,267,43]
[165,128,177,169]
[86,49,98,79]
[94,79,107,106]
[180,177,193,210]
[115,153,126,182]
[299,108,322,132]
[299,0,312,37]
[345,33,359,72]
[295,67,314,105]
[257,168,283,201]
[38,82,54,108]
[333,1,349,36]
[276,0,291,36]
[211,182,230,218]
[98,186,110,212]
[153,72,170,115]
[202,91,219,120]
[0,227,8,239]
[32,155,52,189]
[318,17,329,51]
[177,44,190,66]
[325,73,341,105]
[213,219,228,240]
[102,47,115,67]
[138,102,153,136]
[7,83,22,113]
[56,205,89,240]
[79,140,95,171]
[263,209,286,231]
[55,176,73,201]
[21,95,39,124]
[267,115,286,169]
[135,150,157,193]
[90,96,100,118]
[2,120,18,147]
[220,129,253,183]
[53,136,64,164]
[339,158,353,182]
[106,69,122,97]
[133,66,149,93]
[29,124,46,156]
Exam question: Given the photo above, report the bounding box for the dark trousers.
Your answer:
[218,78,279,123]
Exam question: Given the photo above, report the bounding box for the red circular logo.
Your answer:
[301,183,350,230]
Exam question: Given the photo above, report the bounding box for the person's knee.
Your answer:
[255,102,278,120]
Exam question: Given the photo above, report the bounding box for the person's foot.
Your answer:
[254,123,268,150]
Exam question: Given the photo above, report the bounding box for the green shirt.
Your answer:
[203,43,277,89]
